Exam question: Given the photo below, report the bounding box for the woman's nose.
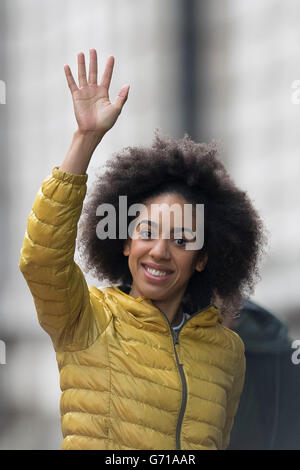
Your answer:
[148,238,171,259]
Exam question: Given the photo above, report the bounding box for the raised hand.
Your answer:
[64,49,130,137]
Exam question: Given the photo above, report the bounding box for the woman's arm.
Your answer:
[19,50,129,352]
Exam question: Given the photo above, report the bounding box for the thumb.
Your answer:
[114,84,130,112]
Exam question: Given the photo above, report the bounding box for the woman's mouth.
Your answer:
[141,263,174,281]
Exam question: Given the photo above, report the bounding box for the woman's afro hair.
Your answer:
[78,129,267,317]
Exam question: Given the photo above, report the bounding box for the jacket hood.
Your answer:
[233,299,291,354]
[101,286,222,331]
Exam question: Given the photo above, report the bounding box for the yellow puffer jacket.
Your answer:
[19,166,246,450]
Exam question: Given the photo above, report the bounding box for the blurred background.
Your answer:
[0,0,299,450]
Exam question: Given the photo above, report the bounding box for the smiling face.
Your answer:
[123,192,207,304]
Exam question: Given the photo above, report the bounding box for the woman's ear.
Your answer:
[123,240,130,257]
[195,252,208,273]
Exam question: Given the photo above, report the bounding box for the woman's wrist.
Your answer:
[59,128,105,175]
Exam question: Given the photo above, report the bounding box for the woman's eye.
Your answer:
[174,238,187,246]
[140,230,153,239]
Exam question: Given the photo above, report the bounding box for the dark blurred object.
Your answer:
[228,299,300,450]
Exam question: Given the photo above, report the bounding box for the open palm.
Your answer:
[64,49,129,135]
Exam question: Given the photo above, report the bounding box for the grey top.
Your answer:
[172,312,191,332]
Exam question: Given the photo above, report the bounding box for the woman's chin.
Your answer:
[137,282,173,301]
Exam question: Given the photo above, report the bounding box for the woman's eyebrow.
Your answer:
[138,219,194,234]
[173,227,194,235]
[138,219,158,228]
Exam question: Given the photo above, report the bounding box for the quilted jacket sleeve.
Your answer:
[222,338,246,450]
[19,166,100,353]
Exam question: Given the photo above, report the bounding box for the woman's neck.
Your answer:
[128,284,184,326]
[152,298,184,327]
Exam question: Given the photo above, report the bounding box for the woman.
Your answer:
[19,49,265,450]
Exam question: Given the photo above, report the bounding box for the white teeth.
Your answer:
[145,266,168,277]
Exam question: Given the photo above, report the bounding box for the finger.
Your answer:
[77,52,88,87]
[64,65,78,94]
[88,48,98,85]
[99,56,115,94]
[113,84,130,112]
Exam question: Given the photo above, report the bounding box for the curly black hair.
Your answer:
[78,129,267,317]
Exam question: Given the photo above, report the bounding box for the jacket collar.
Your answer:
[101,285,223,331]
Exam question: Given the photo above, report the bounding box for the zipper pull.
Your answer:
[172,329,180,345]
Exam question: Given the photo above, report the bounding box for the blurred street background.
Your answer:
[0,0,299,449]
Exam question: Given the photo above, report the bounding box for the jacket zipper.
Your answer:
[173,328,188,450]
[155,306,188,450]
[155,305,216,450]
